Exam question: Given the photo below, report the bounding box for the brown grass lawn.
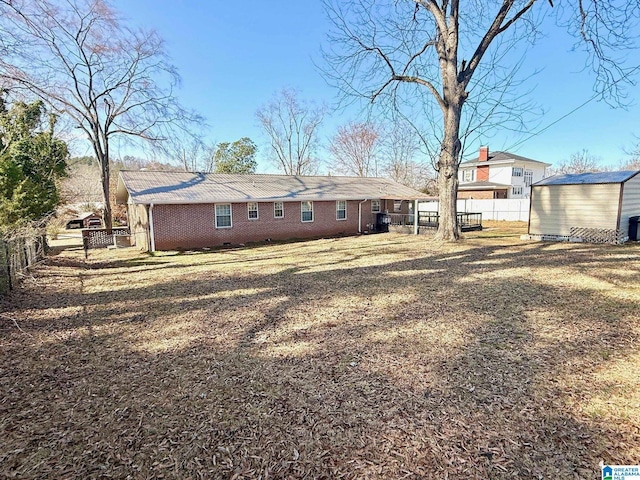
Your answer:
[1,222,639,479]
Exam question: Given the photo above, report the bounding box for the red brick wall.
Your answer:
[457,190,495,199]
[151,200,372,250]
[477,165,489,181]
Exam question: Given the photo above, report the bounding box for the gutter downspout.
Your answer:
[149,203,156,252]
[358,199,368,233]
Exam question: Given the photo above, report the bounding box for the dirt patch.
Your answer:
[1,227,639,479]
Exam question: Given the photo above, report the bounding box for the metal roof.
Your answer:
[460,150,550,166]
[116,171,427,205]
[533,170,640,186]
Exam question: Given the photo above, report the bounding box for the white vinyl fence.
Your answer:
[418,199,530,222]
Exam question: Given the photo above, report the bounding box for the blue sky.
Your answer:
[112,0,640,172]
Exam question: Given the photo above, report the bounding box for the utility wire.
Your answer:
[505,64,640,152]
[505,94,598,152]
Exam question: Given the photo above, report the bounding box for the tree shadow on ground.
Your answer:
[1,236,639,478]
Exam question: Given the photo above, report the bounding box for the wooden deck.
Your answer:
[385,212,483,232]
[418,211,482,232]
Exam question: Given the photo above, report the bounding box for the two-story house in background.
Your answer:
[457,147,550,199]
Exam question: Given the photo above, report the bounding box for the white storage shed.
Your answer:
[528,170,640,243]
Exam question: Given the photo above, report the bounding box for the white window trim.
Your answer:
[394,200,402,212]
[524,170,533,187]
[247,202,259,220]
[463,169,475,182]
[336,200,347,221]
[371,199,381,213]
[301,201,313,223]
[215,203,233,229]
[274,201,284,219]
[512,167,523,177]
[512,186,523,196]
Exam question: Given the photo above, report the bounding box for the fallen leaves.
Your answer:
[1,225,639,478]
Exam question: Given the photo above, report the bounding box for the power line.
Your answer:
[505,64,640,152]
[505,94,598,152]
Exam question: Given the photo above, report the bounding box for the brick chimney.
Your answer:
[479,146,489,162]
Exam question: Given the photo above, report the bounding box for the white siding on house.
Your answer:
[127,202,150,250]
[531,167,547,184]
[620,173,640,235]
[459,161,547,198]
[488,164,512,185]
[458,167,476,183]
[529,183,621,236]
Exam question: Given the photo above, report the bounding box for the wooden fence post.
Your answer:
[4,240,11,292]
[83,235,89,259]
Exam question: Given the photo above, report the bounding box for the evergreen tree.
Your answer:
[212,138,258,174]
[0,99,68,226]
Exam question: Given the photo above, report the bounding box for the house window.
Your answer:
[394,200,402,212]
[512,186,523,196]
[247,202,258,220]
[524,170,533,187]
[512,167,523,177]
[274,202,284,218]
[463,169,475,182]
[336,200,346,220]
[215,204,232,228]
[371,200,381,213]
[301,201,313,222]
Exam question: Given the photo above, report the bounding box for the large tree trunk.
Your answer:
[435,158,460,241]
[93,132,113,230]
[100,159,112,230]
[435,63,465,240]
[434,114,462,241]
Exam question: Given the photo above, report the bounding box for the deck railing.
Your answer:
[82,227,130,252]
[388,213,416,226]
[370,211,482,232]
[418,211,482,231]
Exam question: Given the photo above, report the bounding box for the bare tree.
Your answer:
[554,149,604,174]
[256,88,325,175]
[385,157,436,192]
[0,0,199,228]
[162,133,206,172]
[328,121,380,177]
[621,158,640,171]
[380,120,435,192]
[323,0,640,240]
[622,141,640,171]
[60,160,102,206]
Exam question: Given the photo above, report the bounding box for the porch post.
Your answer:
[149,203,156,252]
[414,199,419,235]
[358,199,368,233]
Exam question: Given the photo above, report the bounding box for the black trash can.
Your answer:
[376,212,390,233]
[629,216,640,241]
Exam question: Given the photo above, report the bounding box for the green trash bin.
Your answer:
[629,216,640,241]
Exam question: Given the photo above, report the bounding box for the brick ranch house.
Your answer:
[115,171,426,251]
